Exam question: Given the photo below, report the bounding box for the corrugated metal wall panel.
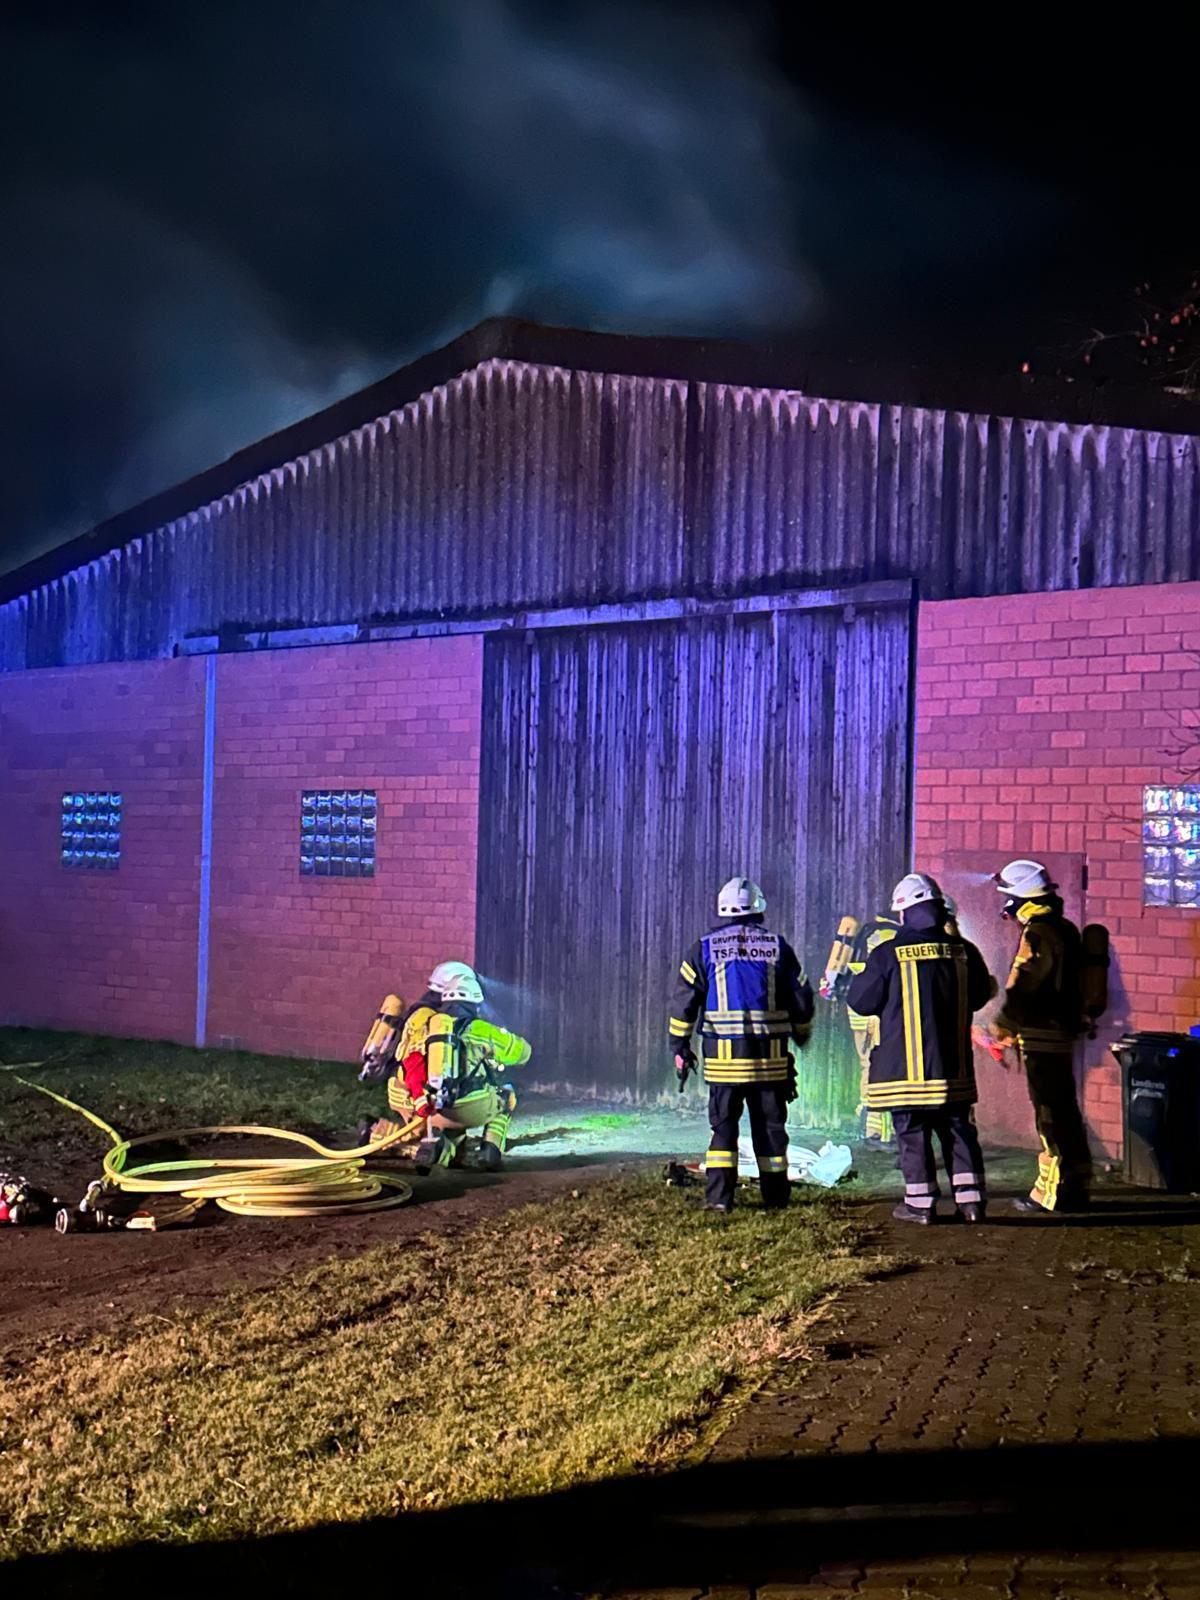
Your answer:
[3,356,1200,670]
[476,602,912,1114]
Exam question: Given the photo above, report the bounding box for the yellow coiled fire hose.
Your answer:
[7,1071,417,1219]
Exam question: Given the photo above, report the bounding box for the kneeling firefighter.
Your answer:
[846,873,994,1224]
[669,877,814,1213]
[417,961,531,1172]
[359,962,531,1171]
[359,985,441,1146]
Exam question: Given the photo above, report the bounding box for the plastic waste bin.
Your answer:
[1112,1032,1200,1192]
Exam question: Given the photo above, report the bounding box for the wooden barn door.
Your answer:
[477,597,913,1121]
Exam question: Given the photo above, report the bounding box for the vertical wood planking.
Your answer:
[478,603,913,1117]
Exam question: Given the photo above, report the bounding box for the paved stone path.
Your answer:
[609,1191,1200,1600]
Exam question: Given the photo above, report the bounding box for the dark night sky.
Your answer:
[2,1,1196,574]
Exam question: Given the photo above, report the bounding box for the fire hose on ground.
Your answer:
[5,1071,419,1227]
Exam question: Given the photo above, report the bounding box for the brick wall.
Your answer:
[0,636,483,1062]
[0,659,204,1039]
[915,582,1200,1156]
[205,636,482,1061]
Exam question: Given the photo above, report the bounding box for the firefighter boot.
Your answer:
[414,1134,456,1174]
[471,1087,515,1170]
[759,1170,790,1210]
[892,1202,938,1225]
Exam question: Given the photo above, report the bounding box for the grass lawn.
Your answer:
[0,1173,868,1560]
[0,1026,372,1159]
[0,1026,714,1167]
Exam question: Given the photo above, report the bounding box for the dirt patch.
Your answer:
[0,1157,637,1354]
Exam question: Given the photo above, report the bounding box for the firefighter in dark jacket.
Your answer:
[991,859,1090,1213]
[846,872,994,1224]
[669,876,814,1213]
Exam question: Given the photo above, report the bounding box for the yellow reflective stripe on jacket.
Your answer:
[703,1063,792,1083]
[865,1080,976,1108]
[705,1008,791,1022]
[898,958,924,1082]
[669,1017,693,1038]
[704,1020,794,1038]
[704,1052,792,1067]
[680,960,698,985]
[716,961,729,1014]
[1016,1030,1076,1055]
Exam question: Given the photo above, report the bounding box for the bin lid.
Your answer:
[1112,1031,1200,1060]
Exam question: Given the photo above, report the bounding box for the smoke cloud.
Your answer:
[0,0,1053,573]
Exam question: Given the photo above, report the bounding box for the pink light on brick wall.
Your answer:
[0,659,205,1041]
[914,580,1200,1161]
[0,636,484,1063]
[204,636,483,1061]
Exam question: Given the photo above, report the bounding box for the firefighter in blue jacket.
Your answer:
[669,876,814,1212]
[846,872,994,1224]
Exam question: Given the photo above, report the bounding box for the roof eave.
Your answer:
[4,316,1200,607]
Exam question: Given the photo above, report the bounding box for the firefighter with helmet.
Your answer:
[840,909,902,1145]
[359,961,530,1171]
[669,877,814,1213]
[991,859,1090,1213]
[846,872,994,1223]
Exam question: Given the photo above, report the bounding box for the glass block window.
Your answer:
[1143,786,1200,907]
[61,791,122,870]
[300,789,377,877]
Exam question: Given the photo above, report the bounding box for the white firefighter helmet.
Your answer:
[717,876,767,918]
[428,960,483,1005]
[891,872,944,914]
[994,859,1055,900]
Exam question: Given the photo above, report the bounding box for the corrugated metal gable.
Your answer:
[3,355,1200,670]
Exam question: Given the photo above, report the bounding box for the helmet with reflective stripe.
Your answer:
[717,876,767,918]
[890,872,944,914]
[428,960,483,1005]
[993,859,1055,899]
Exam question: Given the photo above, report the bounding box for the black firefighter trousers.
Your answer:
[893,1106,986,1216]
[1024,1050,1092,1209]
[706,1082,790,1210]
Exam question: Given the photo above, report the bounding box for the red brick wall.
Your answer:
[915,582,1200,1156]
[0,637,482,1062]
[205,636,482,1061]
[0,659,204,1040]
